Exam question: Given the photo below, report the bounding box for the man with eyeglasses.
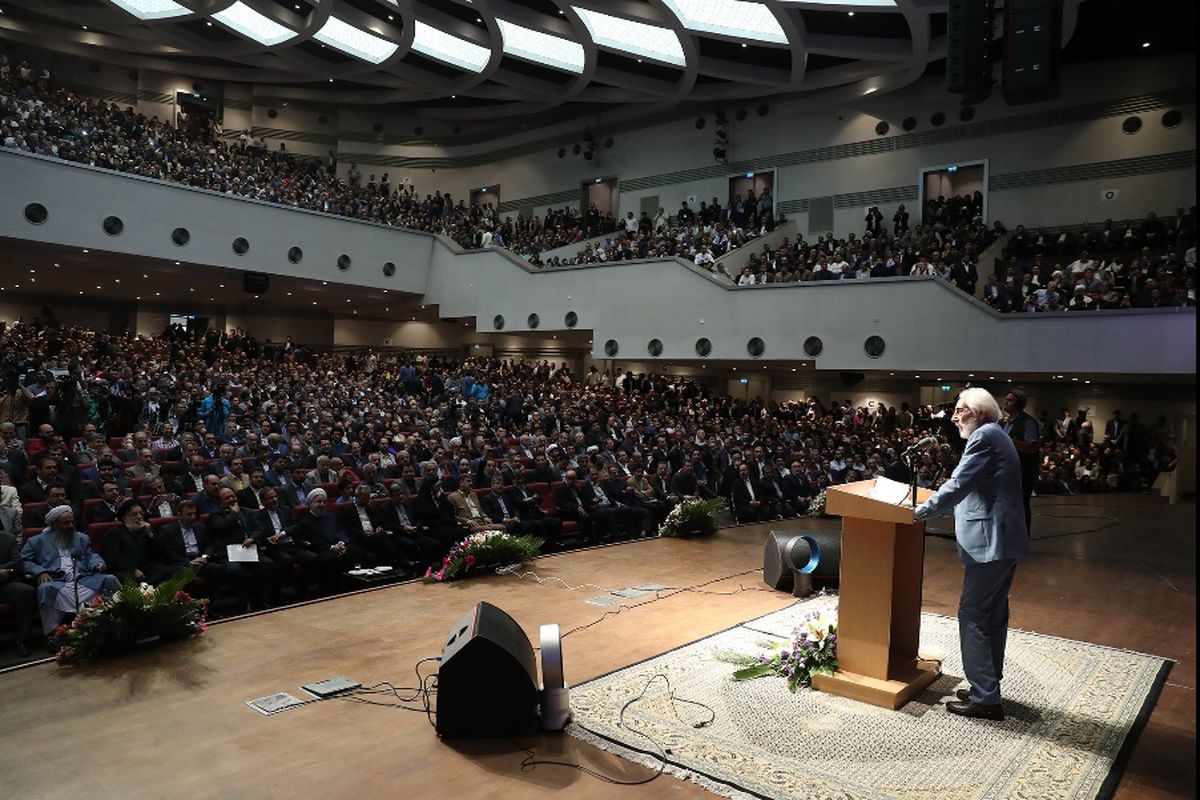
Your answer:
[915,388,1029,721]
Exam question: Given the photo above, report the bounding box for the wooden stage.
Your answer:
[0,498,1194,800]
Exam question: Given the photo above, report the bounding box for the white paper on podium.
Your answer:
[227,544,260,563]
[869,476,914,505]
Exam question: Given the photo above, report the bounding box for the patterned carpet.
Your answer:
[568,596,1170,800]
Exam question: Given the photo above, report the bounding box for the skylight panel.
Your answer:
[314,16,400,64]
[496,18,586,74]
[573,7,686,67]
[778,0,896,6]
[411,20,492,73]
[661,0,788,44]
[110,0,189,20]
[211,2,296,47]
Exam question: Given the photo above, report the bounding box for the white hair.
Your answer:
[958,388,1002,424]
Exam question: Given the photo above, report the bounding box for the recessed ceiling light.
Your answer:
[174,261,180,265]
[189,288,194,292]
[82,25,87,30]
[1142,41,1150,48]
[95,285,101,290]
[28,268,34,273]
[143,273,148,278]
[54,263,60,267]
[155,292,160,296]
[82,249,89,253]
[206,21,212,26]
[848,11,855,16]
[218,284,224,288]
[322,281,328,285]
[109,0,189,21]
[287,291,293,296]
[114,278,120,283]
[79,290,84,295]
[312,301,318,305]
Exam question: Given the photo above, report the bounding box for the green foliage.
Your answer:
[660,498,726,537]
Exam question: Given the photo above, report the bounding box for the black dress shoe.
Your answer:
[946,700,1004,720]
[955,688,971,702]
[16,640,31,657]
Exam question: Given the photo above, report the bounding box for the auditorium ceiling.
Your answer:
[0,0,1074,131]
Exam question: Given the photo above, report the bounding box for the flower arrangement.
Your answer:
[807,488,828,517]
[423,530,542,582]
[659,497,726,537]
[716,609,838,691]
[55,569,207,665]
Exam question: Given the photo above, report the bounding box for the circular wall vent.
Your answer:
[171,227,190,246]
[232,237,249,255]
[647,338,663,357]
[337,254,352,271]
[1122,116,1143,135]
[287,246,303,264]
[747,337,765,357]
[527,313,540,329]
[382,262,396,277]
[23,203,48,224]
[695,338,712,357]
[803,336,823,357]
[492,315,505,330]
[603,339,619,357]
[875,121,889,136]
[864,335,886,358]
[102,216,123,236]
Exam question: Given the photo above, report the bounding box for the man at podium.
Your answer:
[915,388,1029,721]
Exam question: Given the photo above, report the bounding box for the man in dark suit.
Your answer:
[337,484,402,568]
[0,506,35,655]
[153,500,231,595]
[780,461,812,515]
[255,486,320,597]
[206,487,276,610]
[482,475,559,543]
[554,469,610,543]
[757,464,796,518]
[236,468,269,511]
[916,388,1030,721]
[22,483,70,529]
[730,463,768,523]
[86,480,123,524]
[669,460,716,500]
[373,482,440,570]
[19,456,60,504]
[287,489,364,594]
[193,474,224,516]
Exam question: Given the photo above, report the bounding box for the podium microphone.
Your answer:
[902,436,939,458]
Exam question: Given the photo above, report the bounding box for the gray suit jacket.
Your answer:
[916,422,1030,565]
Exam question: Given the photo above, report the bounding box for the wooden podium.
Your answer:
[810,479,942,709]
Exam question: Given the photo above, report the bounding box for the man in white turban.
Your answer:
[20,505,120,644]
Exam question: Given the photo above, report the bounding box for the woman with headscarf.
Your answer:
[20,505,120,645]
[412,476,466,558]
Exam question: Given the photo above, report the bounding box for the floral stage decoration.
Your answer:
[55,568,207,665]
[715,609,839,691]
[806,488,828,517]
[659,498,726,537]
[423,530,543,582]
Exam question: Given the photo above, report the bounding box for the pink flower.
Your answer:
[442,556,450,566]
[424,566,433,578]
[198,622,208,632]
[435,568,446,581]
[465,555,477,567]
[174,590,192,602]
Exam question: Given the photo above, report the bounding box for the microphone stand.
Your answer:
[906,451,919,508]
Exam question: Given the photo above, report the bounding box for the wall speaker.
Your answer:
[436,601,539,737]
[840,371,865,387]
[946,0,994,101]
[1002,0,1062,104]
[242,272,269,294]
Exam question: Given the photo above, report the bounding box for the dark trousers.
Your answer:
[0,579,35,643]
[959,559,1018,705]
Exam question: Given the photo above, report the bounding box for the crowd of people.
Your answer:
[11,47,1189,303]
[984,210,1197,311]
[0,318,1179,656]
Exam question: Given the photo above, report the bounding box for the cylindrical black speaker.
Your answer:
[763,529,841,592]
[436,602,539,737]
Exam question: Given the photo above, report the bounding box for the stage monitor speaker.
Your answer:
[436,601,539,737]
[946,0,995,101]
[242,271,269,294]
[764,530,841,593]
[1002,0,1062,104]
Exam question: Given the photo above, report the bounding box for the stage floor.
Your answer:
[0,495,1193,800]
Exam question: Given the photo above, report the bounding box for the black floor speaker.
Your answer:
[436,601,539,737]
[763,529,841,592]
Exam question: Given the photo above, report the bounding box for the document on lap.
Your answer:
[227,544,260,562]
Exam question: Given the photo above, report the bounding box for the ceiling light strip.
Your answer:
[411,19,492,73]
[211,2,296,47]
[109,0,190,21]
[496,18,585,74]
[314,16,400,64]
[573,7,686,67]
[660,0,788,44]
